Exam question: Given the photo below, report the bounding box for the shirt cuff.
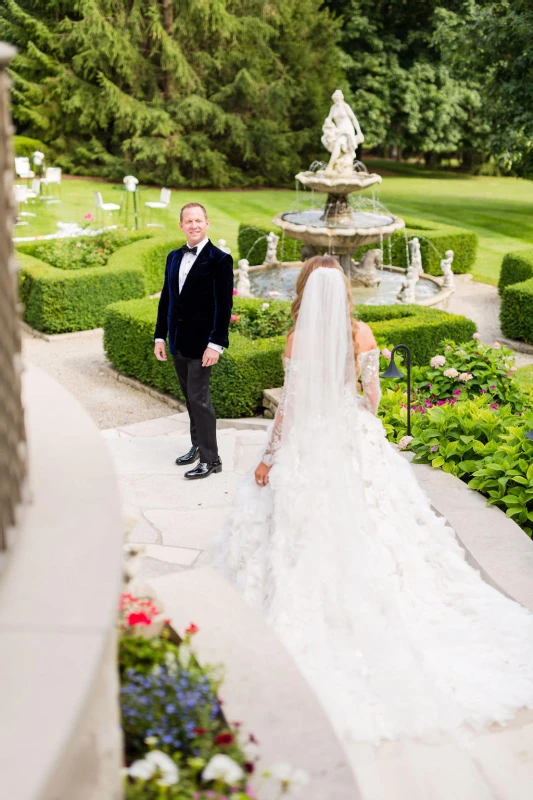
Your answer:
[154,338,165,343]
[207,342,224,354]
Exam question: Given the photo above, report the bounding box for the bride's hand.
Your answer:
[255,461,271,487]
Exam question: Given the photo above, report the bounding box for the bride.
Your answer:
[211,256,533,744]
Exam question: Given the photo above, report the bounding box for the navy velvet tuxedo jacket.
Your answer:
[154,240,234,359]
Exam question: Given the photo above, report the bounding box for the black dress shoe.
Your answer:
[184,458,222,480]
[175,445,200,466]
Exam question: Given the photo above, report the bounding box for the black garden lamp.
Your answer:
[380,344,412,436]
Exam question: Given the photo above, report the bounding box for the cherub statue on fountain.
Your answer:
[237,258,253,298]
[409,237,423,278]
[397,263,418,304]
[263,231,280,265]
[440,249,455,288]
[321,90,364,176]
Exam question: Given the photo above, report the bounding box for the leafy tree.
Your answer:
[435,0,533,178]
[0,0,342,186]
[325,0,486,165]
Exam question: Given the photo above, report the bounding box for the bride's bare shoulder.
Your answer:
[284,331,295,359]
[355,320,378,353]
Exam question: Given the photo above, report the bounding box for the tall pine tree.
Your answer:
[0,0,343,186]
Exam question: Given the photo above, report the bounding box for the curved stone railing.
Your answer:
[0,365,124,799]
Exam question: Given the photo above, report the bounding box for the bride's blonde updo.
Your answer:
[289,255,360,362]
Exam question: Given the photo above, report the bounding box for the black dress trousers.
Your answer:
[172,352,218,464]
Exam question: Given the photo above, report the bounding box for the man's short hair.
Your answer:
[180,202,208,222]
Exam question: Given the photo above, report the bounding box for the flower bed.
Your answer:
[104,297,476,418]
[17,233,184,333]
[379,336,533,537]
[118,589,308,799]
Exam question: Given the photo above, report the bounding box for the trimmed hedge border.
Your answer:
[238,216,477,276]
[17,233,184,333]
[104,296,477,418]
[498,249,533,295]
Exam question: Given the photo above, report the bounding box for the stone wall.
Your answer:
[0,42,26,560]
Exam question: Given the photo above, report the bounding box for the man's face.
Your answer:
[180,206,209,245]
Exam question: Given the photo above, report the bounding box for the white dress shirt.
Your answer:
[155,236,224,354]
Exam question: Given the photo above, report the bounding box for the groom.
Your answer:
[154,203,234,479]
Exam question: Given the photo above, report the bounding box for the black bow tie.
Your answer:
[183,244,198,255]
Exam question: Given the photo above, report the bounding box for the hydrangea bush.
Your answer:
[25,231,142,271]
[378,335,533,537]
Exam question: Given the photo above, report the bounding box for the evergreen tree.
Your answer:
[0,0,343,186]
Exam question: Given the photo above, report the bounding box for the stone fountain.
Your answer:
[273,89,405,285]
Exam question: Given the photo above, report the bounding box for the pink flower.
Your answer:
[437,399,446,406]
[472,332,481,339]
[185,622,199,635]
[232,289,238,295]
[490,403,499,409]
[84,212,94,221]
[453,389,461,396]
[430,445,440,452]
[246,785,257,799]
[230,314,240,323]
[128,612,152,626]
[398,435,413,450]
[381,348,391,359]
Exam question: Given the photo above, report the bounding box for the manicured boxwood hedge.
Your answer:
[239,217,477,276]
[498,249,533,295]
[500,280,533,342]
[17,234,184,333]
[104,296,477,418]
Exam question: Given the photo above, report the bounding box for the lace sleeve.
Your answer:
[262,358,290,466]
[358,348,382,416]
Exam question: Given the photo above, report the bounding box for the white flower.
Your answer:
[202,754,244,785]
[146,751,179,786]
[472,332,481,340]
[127,750,179,786]
[443,368,459,378]
[456,349,466,355]
[144,736,159,747]
[430,355,446,368]
[493,342,501,349]
[398,435,413,451]
[178,642,192,669]
[127,758,155,781]
[269,762,310,792]
[242,740,261,761]
[261,302,270,310]
[445,345,452,351]
[458,372,473,382]
[151,664,162,677]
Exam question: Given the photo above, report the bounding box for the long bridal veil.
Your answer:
[280,266,360,445]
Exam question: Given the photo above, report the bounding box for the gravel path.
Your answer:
[22,329,175,430]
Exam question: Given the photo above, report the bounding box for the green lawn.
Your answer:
[14,165,533,286]
[515,365,533,391]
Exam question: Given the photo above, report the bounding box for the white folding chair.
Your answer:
[14,157,35,181]
[144,187,171,227]
[13,184,30,225]
[41,166,62,203]
[94,190,121,226]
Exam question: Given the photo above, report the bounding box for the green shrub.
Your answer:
[18,234,183,333]
[237,224,303,265]
[104,296,476,417]
[356,216,478,276]
[358,304,477,365]
[498,249,533,295]
[13,135,51,160]
[500,278,533,342]
[104,297,286,418]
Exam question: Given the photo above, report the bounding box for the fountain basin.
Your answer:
[247,263,453,309]
[273,210,405,253]
[295,170,382,195]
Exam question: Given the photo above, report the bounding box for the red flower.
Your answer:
[215,732,234,745]
[249,733,259,744]
[185,623,199,635]
[193,727,207,735]
[127,612,152,626]
[244,762,255,774]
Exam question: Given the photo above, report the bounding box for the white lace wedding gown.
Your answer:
[211,267,533,745]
